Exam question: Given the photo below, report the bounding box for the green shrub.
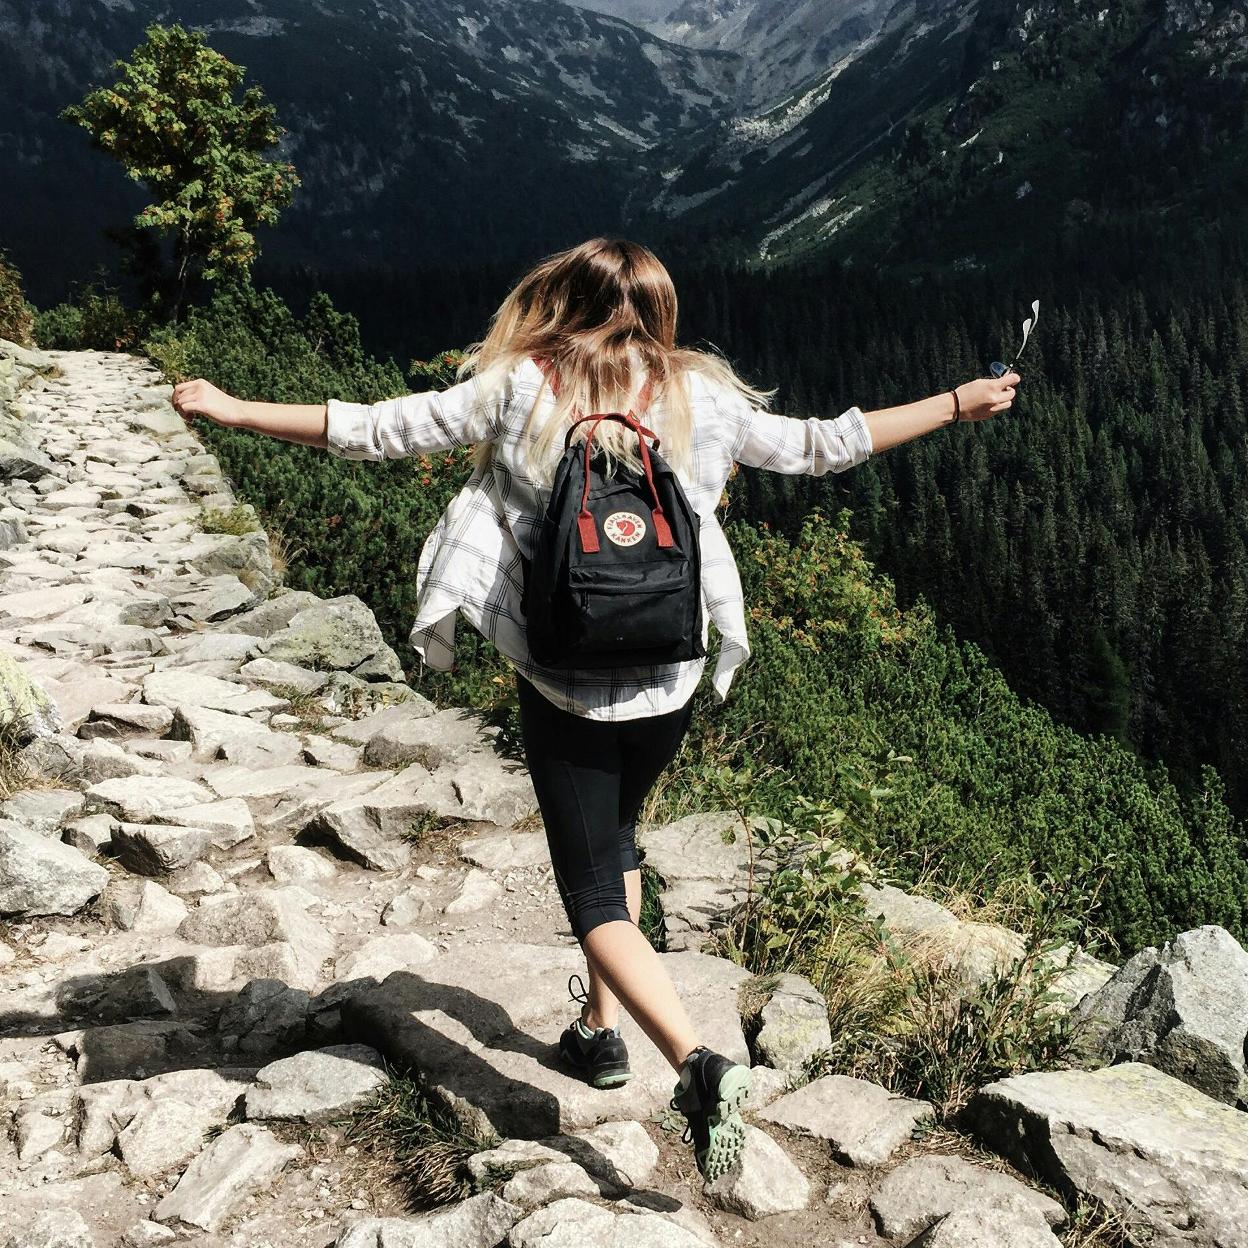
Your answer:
[197,504,261,536]
[35,282,147,350]
[0,252,34,346]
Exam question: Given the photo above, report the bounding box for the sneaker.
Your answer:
[670,1045,752,1181]
[557,974,633,1089]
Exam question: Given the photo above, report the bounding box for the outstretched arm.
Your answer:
[725,371,1021,475]
[862,373,1019,453]
[171,375,502,459]
[171,381,327,447]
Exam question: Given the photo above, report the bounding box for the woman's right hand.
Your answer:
[954,373,1019,422]
[171,378,246,428]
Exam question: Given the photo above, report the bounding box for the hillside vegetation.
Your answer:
[140,282,1248,953]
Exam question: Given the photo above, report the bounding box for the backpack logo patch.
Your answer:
[603,511,646,547]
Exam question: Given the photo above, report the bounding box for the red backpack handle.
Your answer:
[534,357,671,554]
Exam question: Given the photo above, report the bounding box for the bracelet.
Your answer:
[948,389,962,425]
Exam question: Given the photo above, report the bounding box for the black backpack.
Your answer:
[521,375,704,669]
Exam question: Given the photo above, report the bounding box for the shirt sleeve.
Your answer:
[324,375,503,461]
[716,388,873,475]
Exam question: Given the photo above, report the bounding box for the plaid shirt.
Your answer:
[325,357,872,720]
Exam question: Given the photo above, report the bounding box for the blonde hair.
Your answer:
[458,237,774,483]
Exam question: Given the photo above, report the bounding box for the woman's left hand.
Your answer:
[955,372,1019,422]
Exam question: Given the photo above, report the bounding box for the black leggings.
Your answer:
[516,675,696,943]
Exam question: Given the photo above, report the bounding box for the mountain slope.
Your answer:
[641,0,1248,268]
[0,0,739,304]
[574,0,905,107]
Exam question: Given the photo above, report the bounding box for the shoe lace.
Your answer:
[669,1092,693,1144]
[567,973,589,1007]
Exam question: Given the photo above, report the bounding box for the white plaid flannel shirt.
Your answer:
[325,357,873,720]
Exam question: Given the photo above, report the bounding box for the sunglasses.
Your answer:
[990,300,1040,380]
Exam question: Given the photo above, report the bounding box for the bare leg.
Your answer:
[582,916,700,1072]
[580,869,641,1032]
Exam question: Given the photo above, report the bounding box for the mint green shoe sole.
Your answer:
[698,1065,752,1182]
[591,1068,634,1090]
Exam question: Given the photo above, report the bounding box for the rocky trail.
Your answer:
[2,342,1248,1248]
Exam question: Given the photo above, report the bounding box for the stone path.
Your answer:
[2,343,1247,1248]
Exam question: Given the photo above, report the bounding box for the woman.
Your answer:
[172,238,1018,1181]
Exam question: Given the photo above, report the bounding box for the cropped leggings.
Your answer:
[516,674,696,943]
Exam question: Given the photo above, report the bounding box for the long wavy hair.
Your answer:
[458,237,773,483]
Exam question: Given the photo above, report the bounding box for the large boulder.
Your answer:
[967,1062,1248,1248]
[1074,925,1248,1105]
[635,811,769,950]
[250,595,401,676]
[749,972,831,1072]
[0,819,109,917]
[0,652,61,742]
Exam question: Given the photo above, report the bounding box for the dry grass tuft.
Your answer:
[1062,1198,1143,1248]
[0,731,59,802]
[347,1067,496,1211]
[265,524,303,586]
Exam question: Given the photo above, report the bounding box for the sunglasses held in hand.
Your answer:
[990,300,1040,382]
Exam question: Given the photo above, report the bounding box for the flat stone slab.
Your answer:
[334,1194,522,1248]
[758,1074,934,1166]
[466,1119,659,1192]
[85,775,214,822]
[506,1197,710,1248]
[925,1199,1064,1247]
[153,1123,300,1231]
[341,942,750,1138]
[869,1154,1067,1241]
[141,670,285,715]
[200,762,330,799]
[459,827,550,871]
[967,1062,1248,1248]
[244,1044,387,1124]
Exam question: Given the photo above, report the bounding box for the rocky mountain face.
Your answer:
[639,0,1248,264]
[0,0,739,303]
[576,0,906,107]
[657,0,905,108]
[3,335,1248,1245]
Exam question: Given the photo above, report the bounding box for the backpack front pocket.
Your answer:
[566,558,691,654]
